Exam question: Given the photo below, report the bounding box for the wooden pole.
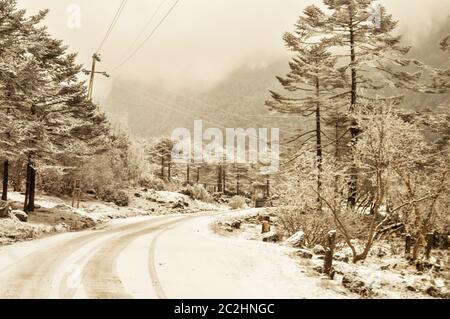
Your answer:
[88,54,101,100]
[161,157,165,180]
[2,160,8,201]
[266,175,270,198]
[196,167,200,184]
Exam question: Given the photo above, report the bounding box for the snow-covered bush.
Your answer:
[138,171,166,191]
[37,167,73,196]
[229,196,246,210]
[189,184,213,203]
[100,188,129,207]
[276,206,335,248]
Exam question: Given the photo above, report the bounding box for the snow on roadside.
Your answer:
[211,209,450,299]
[156,210,351,299]
[1,190,225,247]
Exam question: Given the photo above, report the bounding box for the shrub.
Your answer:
[229,196,246,210]
[138,172,166,191]
[184,184,213,202]
[276,206,335,248]
[100,188,129,207]
[37,167,73,196]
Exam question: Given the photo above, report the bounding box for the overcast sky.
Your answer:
[16,0,450,99]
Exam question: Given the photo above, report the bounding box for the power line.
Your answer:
[118,0,170,60]
[96,0,128,54]
[112,0,181,72]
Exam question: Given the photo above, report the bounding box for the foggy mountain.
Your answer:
[104,60,302,139]
[104,19,449,139]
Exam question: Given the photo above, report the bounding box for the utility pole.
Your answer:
[83,53,110,100]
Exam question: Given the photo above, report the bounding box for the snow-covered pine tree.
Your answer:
[0,0,112,162]
[428,32,450,94]
[0,0,115,197]
[266,5,346,211]
[322,0,425,207]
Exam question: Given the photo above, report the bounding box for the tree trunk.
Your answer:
[348,14,359,209]
[405,234,412,259]
[186,164,190,185]
[217,166,223,192]
[168,161,171,181]
[315,78,323,212]
[222,166,226,193]
[424,233,435,260]
[2,160,8,201]
[23,162,31,213]
[161,157,165,180]
[236,174,240,195]
[324,231,337,278]
[28,167,36,212]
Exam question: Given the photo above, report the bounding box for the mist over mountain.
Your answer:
[105,60,302,139]
[104,18,449,139]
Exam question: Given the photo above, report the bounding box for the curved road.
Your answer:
[0,215,189,299]
[0,213,347,299]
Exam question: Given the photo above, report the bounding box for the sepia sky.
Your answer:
[16,0,450,99]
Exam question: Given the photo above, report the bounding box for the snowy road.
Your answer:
[0,212,346,299]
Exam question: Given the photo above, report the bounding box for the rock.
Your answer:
[406,285,417,292]
[425,286,443,298]
[416,260,434,272]
[263,231,280,243]
[286,231,306,248]
[225,227,234,232]
[313,244,326,255]
[231,220,241,229]
[296,249,313,259]
[342,275,374,297]
[0,200,10,218]
[313,265,323,274]
[12,210,28,222]
[86,189,97,196]
[172,200,188,210]
[34,204,41,209]
[380,264,390,271]
[334,253,350,263]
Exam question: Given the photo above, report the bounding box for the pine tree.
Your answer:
[428,33,450,94]
[266,5,346,211]
[322,0,425,207]
[0,0,112,166]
